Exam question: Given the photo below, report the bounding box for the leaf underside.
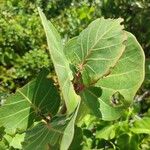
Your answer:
[38,8,80,114]
[96,32,145,120]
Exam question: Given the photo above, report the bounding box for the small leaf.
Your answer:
[0,69,60,133]
[38,8,80,114]
[96,124,116,140]
[64,19,145,120]
[131,117,150,134]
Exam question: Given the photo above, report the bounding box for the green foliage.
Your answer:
[0,0,51,92]
[144,59,150,88]
[0,9,145,149]
[1,0,150,93]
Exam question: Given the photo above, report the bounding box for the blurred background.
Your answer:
[0,1,150,149]
[0,0,150,93]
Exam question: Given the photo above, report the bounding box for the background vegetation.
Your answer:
[0,0,150,149]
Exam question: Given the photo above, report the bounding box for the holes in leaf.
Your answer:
[110,91,125,107]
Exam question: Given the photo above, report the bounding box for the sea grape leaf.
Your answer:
[38,8,80,114]
[80,32,145,120]
[0,69,60,133]
[23,102,80,150]
[23,118,66,150]
[79,88,123,121]
[64,18,127,85]
[131,117,150,134]
[96,32,145,120]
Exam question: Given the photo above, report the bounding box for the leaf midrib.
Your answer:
[18,90,40,113]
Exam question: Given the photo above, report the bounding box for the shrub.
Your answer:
[0,8,145,150]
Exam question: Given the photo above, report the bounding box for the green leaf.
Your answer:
[140,135,150,150]
[69,126,83,150]
[96,32,145,120]
[60,101,80,150]
[64,13,145,120]
[64,18,127,85]
[0,140,7,150]
[116,134,139,150]
[23,118,66,150]
[9,133,25,149]
[0,127,7,150]
[38,8,80,114]
[96,124,116,140]
[23,102,80,150]
[80,87,102,118]
[0,69,60,133]
[0,127,5,140]
[131,117,150,134]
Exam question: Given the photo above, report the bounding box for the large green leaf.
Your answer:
[65,26,145,120]
[131,117,150,134]
[38,8,80,114]
[23,102,80,150]
[0,69,60,133]
[96,32,145,120]
[64,18,127,85]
